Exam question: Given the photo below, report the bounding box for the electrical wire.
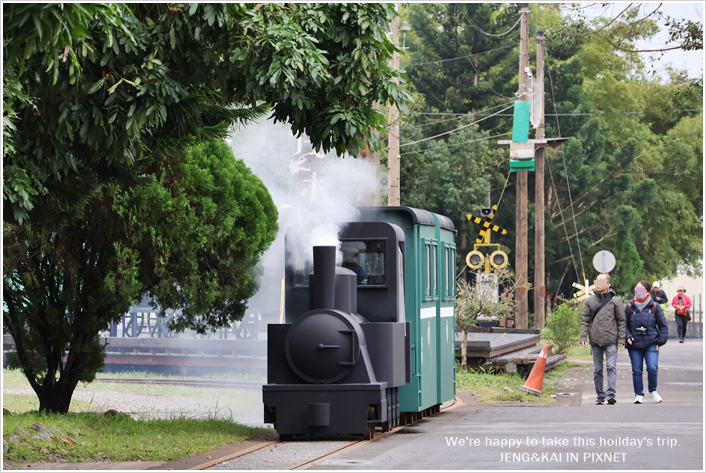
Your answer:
[405,43,520,67]
[417,108,703,116]
[457,5,523,37]
[399,132,512,156]
[546,150,582,283]
[400,104,515,148]
[545,46,587,283]
[399,101,516,129]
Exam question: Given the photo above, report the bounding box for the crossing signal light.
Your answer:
[466,251,485,270]
[490,250,509,270]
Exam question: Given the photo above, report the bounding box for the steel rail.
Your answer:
[189,396,464,470]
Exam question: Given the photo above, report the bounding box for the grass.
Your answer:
[2,368,265,389]
[3,369,262,418]
[540,340,627,362]
[455,361,568,404]
[2,411,270,464]
[2,395,93,415]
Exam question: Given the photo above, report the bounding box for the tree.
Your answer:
[3,3,414,414]
[396,4,701,314]
[3,3,411,224]
[401,3,520,116]
[4,140,277,413]
[455,268,521,367]
[542,300,581,354]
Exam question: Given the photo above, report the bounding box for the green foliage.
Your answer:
[542,302,581,354]
[2,395,92,414]
[3,141,277,413]
[455,362,566,404]
[2,411,268,463]
[398,4,702,313]
[116,140,279,330]
[401,3,520,115]
[3,3,411,224]
[400,121,504,229]
[664,16,703,51]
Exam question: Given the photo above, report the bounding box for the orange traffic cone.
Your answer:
[519,344,549,396]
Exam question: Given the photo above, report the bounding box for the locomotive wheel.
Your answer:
[363,407,375,440]
[381,390,392,432]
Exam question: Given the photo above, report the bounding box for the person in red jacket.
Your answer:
[671,286,692,343]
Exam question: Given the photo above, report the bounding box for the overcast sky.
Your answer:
[567,2,704,79]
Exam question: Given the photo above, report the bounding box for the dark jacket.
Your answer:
[342,262,368,285]
[651,289,668,306]
[580,288,626,346]
[625,298,669,350]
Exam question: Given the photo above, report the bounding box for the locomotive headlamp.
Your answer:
[489,250,509,270]
[466,250,485,270]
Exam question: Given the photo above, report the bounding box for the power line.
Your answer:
[545,46,587,283]
[399,132,512,156]
[457,5,523,37]
[405,43,520,67]
[399,101,516,129]
[417,109,703,116]
[400,104,514,148]
[546,150,582,283]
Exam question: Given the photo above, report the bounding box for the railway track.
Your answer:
[92,378,264,390]
[189,396,462,470]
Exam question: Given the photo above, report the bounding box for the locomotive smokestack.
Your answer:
[311,246,336,310]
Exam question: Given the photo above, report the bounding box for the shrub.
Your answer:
[542,301,581,354]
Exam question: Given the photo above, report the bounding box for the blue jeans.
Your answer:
[628,345,659,396]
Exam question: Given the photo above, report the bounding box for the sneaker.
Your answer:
[596,399,607,405]
[607,397,617,405]
[648,391,663,403]
[634,395,644,404]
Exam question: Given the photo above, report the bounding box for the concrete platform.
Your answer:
[295,340,704,470]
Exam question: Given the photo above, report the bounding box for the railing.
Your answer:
[107,312,263,340]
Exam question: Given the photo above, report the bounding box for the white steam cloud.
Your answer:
[228,118,380,314]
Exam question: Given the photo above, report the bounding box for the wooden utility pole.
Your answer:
[358,145,380,205]
[514,3,530,329]
[387,14,401,206]
[533,31,546,330]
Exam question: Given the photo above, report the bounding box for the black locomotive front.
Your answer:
[263,222,409,439]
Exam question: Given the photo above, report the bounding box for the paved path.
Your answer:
[297,340,703,470]
[8,341,701,470]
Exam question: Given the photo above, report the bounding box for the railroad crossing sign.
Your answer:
[466,205,508,245]
[572,281,595,302]
[593,250,616,274]
[465,205,509,274]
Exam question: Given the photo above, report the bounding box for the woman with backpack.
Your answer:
[625,280,669,404]
[671,286,692,343]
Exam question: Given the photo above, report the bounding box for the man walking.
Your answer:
[580,274,626,405]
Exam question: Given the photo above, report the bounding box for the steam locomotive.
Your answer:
[263,207,456,439]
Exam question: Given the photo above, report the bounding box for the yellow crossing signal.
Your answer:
[466,205,508,244]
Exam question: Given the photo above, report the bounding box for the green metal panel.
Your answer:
[417,224,438,411]
[512,101,530,142]
[349,207,454,412]
[434,216,457,405]
[399,222,421,412]
[509,158,535,172]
